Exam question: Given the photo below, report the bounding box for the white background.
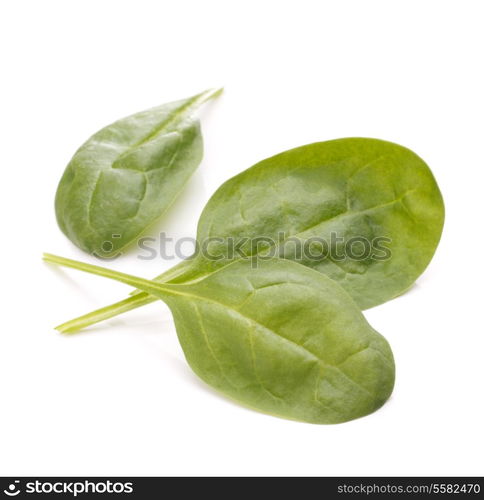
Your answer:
[1,0,483,476]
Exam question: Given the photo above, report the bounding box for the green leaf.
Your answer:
[56,137,444,332]
[55,88,222,257]
[183,137,445,308]
[44,253,395,424]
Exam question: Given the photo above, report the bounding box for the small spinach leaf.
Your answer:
[44,253,395,424]
[55,88,222,256]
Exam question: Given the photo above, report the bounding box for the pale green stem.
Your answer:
[47,257,195,334]
[43,253,178,307]
[196,87,224,104]
[55,294,156,334]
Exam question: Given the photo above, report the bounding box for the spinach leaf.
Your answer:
[44,253,395,424]
[56,138,444,333]
[55,88,222,257]
[183,138,445,307]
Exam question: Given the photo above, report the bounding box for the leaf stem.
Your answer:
[44,253,160,290]
[55,294,155,334]
[43,253,181,327]
[195,87,224,105]
[50,257,196,333]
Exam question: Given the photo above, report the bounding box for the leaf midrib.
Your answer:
[131,89,215,150]
[180,187,418,283]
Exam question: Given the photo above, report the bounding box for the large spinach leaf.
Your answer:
[57,138,444,333]
[183,138,444,306]
[44,253,395,424]
[55,88,222,257]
